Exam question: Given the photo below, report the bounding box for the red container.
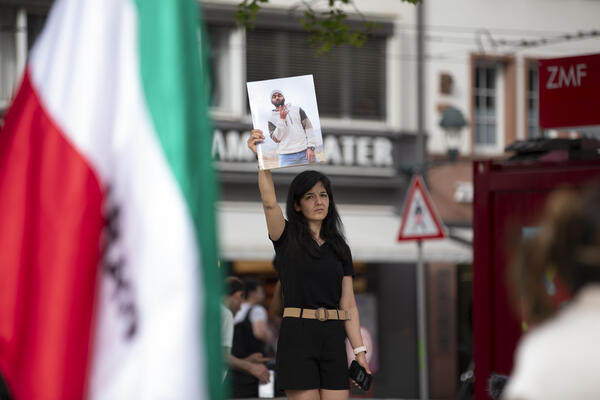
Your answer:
[472,158,600,399]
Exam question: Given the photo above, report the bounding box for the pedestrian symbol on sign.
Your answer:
[413,201,426,232]
[398,175,446,241]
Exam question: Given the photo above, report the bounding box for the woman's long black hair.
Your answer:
[284,170,351,261]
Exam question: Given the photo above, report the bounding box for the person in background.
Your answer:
[503,182,600,400]
[230,278,273,398]
[222,277,244,360]
[222,277,270,389]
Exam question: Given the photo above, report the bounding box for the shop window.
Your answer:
[246,28,386,121]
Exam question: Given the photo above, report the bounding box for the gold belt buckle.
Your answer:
[316,307,328,321]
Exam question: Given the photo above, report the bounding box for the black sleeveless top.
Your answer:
[229,306,267,396]
[271,222,354,309]
[231,305,265,358]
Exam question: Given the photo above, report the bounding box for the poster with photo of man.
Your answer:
[247,75,325,170]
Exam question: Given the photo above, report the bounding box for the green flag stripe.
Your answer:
[133,0,223,399]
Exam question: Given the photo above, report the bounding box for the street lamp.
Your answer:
[439,106,467,162]
[399,106,467,174]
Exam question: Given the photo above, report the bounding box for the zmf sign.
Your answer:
[539,53,600,129]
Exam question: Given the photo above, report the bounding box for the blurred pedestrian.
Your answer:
[246,130,371,400]
[222,277,244,359]
[230,278,273,398]
[503,182,600,400]
[222,277,270,390]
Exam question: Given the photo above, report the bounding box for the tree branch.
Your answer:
[235,0,422,53]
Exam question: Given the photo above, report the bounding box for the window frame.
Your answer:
[470,54,516,155]
[523,58,547,139]
[245,28,388,124]
[473,62,499,147]
[203,5,394,129]
[204,23,246,119]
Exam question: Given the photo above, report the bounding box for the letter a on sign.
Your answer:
[398,175,446,241]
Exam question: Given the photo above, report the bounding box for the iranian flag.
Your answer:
[0,0,223,399]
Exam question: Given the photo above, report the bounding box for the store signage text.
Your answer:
[211,129,394,168]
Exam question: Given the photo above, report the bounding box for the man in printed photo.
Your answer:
[268,90,317,167]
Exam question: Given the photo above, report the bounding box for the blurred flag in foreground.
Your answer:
[0,0,222,398]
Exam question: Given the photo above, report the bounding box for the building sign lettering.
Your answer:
[211,129,393,168]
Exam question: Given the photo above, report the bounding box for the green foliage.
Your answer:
[235,0,269,29]
[301,8,376,54]
[235,0,422,53]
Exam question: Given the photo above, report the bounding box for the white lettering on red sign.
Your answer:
[546,63,587,89]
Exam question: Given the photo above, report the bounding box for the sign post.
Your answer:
[398,175,446,400]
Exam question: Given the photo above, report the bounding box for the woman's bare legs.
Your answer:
[320,389,349,400]
[286,389,320,400]
[286,389,349,400]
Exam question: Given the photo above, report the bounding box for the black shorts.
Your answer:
[276,317,349,391]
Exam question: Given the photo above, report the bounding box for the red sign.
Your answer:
[397,175,446,241]
[539,53,600,129]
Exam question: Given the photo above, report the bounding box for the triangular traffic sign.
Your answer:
[398,175,446,241]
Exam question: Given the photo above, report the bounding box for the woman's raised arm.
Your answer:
[248,130,285,241]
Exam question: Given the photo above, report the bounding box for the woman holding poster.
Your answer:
[246,129,371,400]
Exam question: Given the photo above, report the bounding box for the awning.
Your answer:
[218,202,473,264]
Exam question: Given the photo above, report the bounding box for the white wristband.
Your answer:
[353,345,367,355]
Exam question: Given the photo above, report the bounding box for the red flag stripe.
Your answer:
[0,70,105,399]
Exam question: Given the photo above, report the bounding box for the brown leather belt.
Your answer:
[283,307,350,321]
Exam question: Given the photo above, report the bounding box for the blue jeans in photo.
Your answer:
[279,149,317,167]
